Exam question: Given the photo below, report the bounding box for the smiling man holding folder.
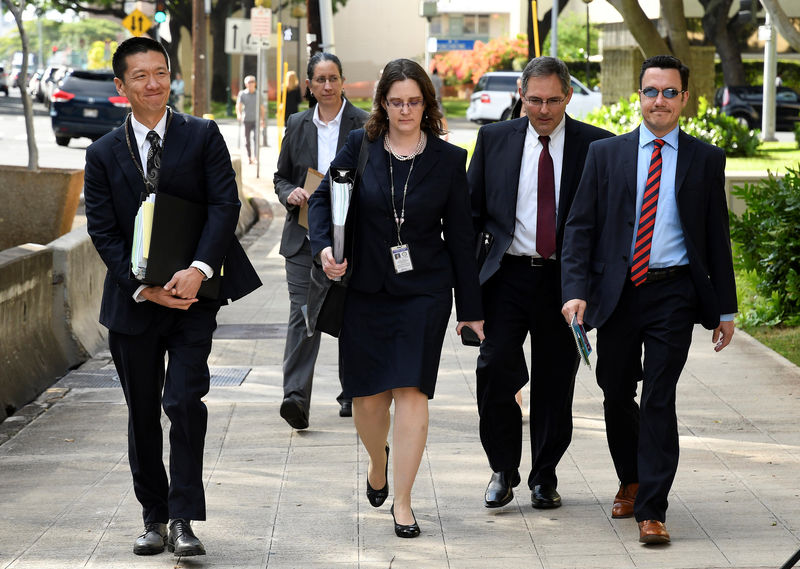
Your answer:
[84,37,260,558]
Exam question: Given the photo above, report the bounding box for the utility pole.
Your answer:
[192,0,208,117]
[760,12,777,142]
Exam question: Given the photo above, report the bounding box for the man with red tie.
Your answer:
[561,55,737,544]
[468,57,612,511]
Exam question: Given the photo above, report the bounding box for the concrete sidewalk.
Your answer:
[1,124,799,569]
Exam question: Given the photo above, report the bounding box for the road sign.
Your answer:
[251,7,271,39]
[122,9,152,37]
[225,18,270,54]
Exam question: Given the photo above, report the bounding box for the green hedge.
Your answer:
[730,166,800,326]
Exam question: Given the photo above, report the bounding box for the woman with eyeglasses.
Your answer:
[274,53,369,429]
[308,58,484,538]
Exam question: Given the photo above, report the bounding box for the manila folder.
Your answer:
[298,167,324,229]
[139,191,221,299]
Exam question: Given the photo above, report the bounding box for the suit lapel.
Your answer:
[303,111,319,170]
[506,117,527,201]
[158,111,188,191]
[337,101,357,151]
[111,122,147,200]
[675,130,695,195]
[621,128,639,200]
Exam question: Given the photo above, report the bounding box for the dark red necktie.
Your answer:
[536,135,556,259]
[630,138,665,286]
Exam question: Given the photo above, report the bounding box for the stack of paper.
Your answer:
[131,193,156,280]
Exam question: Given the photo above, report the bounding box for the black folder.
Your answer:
[134,192,221,299]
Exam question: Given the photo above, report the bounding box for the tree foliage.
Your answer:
[431,35,528,87]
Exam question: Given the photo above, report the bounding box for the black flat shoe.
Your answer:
[391,504,420,538]
[484,469,521,508]
[366,445,390,507]
[531,483,562,509]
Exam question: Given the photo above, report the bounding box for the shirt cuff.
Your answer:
[134,284,148,303]
[191,261,213,279]
[720,313,735,322]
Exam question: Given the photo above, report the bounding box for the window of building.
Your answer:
[429,16,442,36]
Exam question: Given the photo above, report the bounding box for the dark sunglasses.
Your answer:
[640,87,685,99]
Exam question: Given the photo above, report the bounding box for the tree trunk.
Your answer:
[660,0,697,116]
[166,18,183,77]
[700,0,746,86]
[307,0,321,54]
[527,0,569,60]
[3,0,38,170]
[606,0,671,57]
[210,0,229,102]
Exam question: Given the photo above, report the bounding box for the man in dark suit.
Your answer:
[84,37,261,557]
[274,52,368,429]
[468,57,612,510]
[561,55,737,544]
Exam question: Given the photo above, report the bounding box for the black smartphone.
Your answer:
[461,326,481,347]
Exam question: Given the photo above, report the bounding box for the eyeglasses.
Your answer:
[640,87,685,99]
[386,99,424,110]
[522,96,566,108]
[313,76,341,85]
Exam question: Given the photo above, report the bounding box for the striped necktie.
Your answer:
[630,138,664,286]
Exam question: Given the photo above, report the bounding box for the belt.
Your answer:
[503,254,557,267]
[642,265,690,283]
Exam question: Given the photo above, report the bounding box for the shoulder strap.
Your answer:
[354,131,370,190]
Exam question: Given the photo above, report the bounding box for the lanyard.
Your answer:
[124,108,172,193]
[388,153,415,245]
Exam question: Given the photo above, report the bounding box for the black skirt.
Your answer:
[339,288,452,399]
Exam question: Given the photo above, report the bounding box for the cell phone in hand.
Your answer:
[461,326,481,347]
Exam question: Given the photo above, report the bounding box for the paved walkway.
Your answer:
[1,122,799,569]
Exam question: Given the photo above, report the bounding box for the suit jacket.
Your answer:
[274,100,369,258]
[468,115,614,285]
[560,127,738,330]
[308,129,482,322]
[84,111,262,335]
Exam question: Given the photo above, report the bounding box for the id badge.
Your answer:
[390,244,414,273]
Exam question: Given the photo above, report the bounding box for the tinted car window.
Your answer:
[473,75,489,93]
[486,76,519,92]
[61,72,117,95]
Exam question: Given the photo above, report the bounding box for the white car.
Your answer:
[466,71,602,123]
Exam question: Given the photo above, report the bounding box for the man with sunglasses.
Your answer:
[561,55,737,544]
[468,57,612,511]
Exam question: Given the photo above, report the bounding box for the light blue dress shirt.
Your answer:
[630,124,733,322]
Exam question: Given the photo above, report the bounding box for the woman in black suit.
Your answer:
[308,58,484,538]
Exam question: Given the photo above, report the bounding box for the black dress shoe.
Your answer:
[280,397,309,430]
[391,504,420,538]
[167,519,205,557]
[531,483,562,509]
[366,445,390,507]
[339,400,352,417]
[133,522,167,555]
[484,470,521,508]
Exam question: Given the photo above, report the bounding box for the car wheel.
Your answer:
[733,114,751,129]
[500,107,512,121]
[55,136,70,147]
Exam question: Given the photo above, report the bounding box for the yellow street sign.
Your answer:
[123,9,153,37]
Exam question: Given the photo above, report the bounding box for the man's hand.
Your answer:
[561,299,587,325]
[320,246,347,280]
[456,320,485,342]
[139,285,198,310]
[712,320,735,352]
[164,268,204,300]
[287,187,311,207]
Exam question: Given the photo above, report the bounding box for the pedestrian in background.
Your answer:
[561,54,737,544]
[170,72,184,111]
[273,52,367,429]
[307,58,483,538]
[236,75,265,164]
[468,57,612,512]
[284,70,302,117]
[84,36,261,558]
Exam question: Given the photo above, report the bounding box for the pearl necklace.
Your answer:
[384,131,427,161]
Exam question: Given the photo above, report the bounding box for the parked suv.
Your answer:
[0,66,9,96]
[50,69,130,146]
[714,85,800,131]
[467,71,602,123]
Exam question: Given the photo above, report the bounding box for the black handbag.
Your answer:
[304,131,370,338]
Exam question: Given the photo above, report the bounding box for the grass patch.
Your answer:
[741,324,800,366]
[719,141,800,172]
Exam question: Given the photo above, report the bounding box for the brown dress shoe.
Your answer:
[612,482,639,518]
[638,520,670,544]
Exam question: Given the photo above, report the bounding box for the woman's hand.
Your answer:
[456,320,485,342]
[320,246,348,280]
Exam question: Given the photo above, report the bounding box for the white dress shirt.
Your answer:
[507,115,566,258]
[312,97,346,175]
[130,110,213,301]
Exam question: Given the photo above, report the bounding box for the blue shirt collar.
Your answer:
[639,123,679,150]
